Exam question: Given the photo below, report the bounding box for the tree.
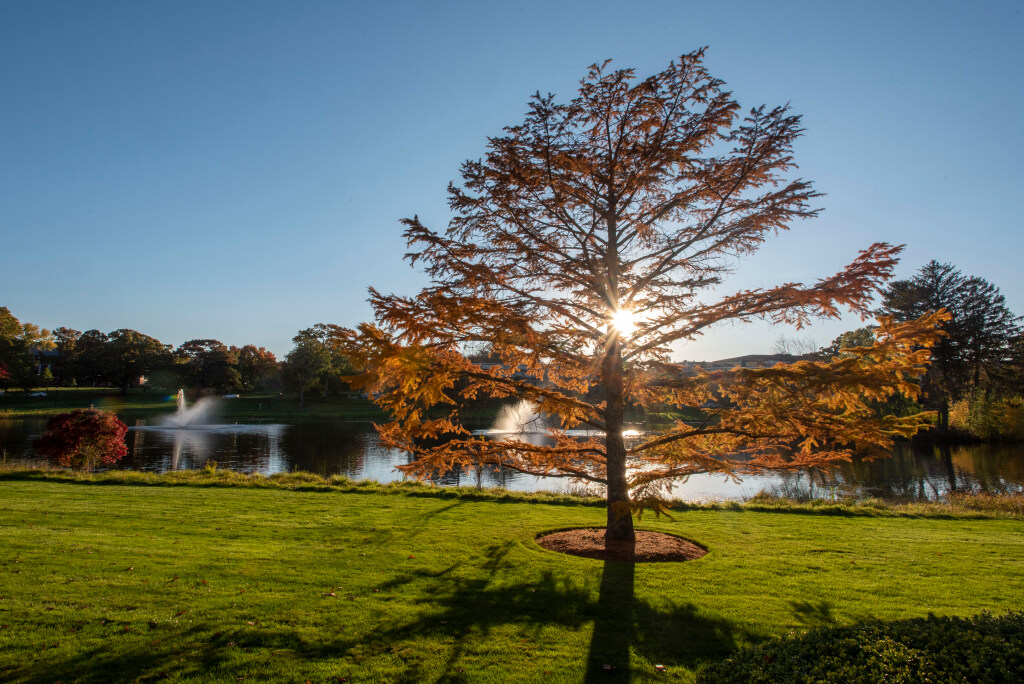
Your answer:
[0,307,21,340]
[0,307,54,391]
[52,327,81,386]
[283,325,357,405]
[813,326,921,419]
[878,261,1021,430]
[283,335,331,408]
[233,345,280,391]
[175,339,241,392]
[772,335,817,356]
[34,408,129,470]
[74,330,111,387]
[340,51,943,543]
[814,327,876,360]
[0,307,32,392]
[107,329,172,394]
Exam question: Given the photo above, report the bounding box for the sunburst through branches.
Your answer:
[338,49,945,544]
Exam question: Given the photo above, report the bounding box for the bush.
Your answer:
[950,394,1024,440]
[33,409,128,471]
[697,612,1024,683]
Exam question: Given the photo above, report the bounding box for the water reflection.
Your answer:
[129,423,288,472]
[0,417,1021,501]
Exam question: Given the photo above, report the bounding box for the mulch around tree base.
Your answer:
[536,528,708,563]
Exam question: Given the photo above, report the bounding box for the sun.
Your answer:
[610,308,638,337]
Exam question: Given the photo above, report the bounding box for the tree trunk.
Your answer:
[603,337,635,544]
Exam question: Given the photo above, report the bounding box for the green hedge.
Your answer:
[698,612,1024,683]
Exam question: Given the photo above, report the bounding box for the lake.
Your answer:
[2,416,1023,501]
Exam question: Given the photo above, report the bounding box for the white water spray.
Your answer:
[162,389,219,428]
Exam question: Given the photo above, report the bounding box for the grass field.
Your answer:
[1,472,1022,682]
[0,388,702,427]
[0,388,387,422]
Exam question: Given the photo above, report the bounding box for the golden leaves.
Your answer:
[341,51,951,518]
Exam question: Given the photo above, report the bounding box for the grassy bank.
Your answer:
[0,388,387,422]
[1,473,1022,682]
[0,388,703,426]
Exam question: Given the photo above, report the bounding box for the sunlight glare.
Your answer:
[610,308,638,337]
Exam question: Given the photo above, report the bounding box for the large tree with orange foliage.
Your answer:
[341,50,943,543]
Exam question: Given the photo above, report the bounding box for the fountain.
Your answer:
[162,389,219,428]
[473,398,642,443]
[490,399,548,435]
[126,389,286,470]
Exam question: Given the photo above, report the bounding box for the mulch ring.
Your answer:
[536,528,707,563]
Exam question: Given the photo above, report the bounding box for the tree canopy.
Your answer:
[878,261,1021,429]
[341,50,943,542]
[175,339,241,393]
[283,324,355,406]
[107,329,172,394]
[0,306,54,391]
[233,345,279,392]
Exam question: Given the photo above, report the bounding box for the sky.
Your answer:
[1,1,1022,361]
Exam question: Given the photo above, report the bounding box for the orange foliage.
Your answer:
[337,50,944,541]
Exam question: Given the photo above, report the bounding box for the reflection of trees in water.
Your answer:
[949,443,1024,494]
[767,442,1024,501]
[836,446,945,500]
[0,418,48,466]
[424,462,520,489]
[124,425,287,473]
[277,423,368,476]
[48,417,1024,498]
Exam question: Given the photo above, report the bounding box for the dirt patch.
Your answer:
[536,528,707,563]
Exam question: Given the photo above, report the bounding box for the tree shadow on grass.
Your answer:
[12,543,746,683]
[789,599,838,629]
[583,559,741,682]
[12,621,247,684]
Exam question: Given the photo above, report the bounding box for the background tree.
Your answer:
[0,307,21,340]
[282,325,356,405]
[282,334,331,408]
[175,339,241,392]
[0,307,32,392]
[0,306,54,391]
[107,329,172,394]
[233,345,280,391]
[771,335,817,356]
[878,261,1021,430]
[814,327,876,360]
[74,330,111,387]
[34,408,128,470]
[52,327,82,387]
[341,51,943,544]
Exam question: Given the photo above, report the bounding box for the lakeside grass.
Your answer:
[1,472,1022,682]
[0,388,701,426]
[0,388,388,422]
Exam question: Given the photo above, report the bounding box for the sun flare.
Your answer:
[610,308,638,337]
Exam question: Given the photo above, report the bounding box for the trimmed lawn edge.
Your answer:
[1,467,1021,519]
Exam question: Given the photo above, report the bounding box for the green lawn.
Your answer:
[0,388,387,421]
[0,388,699,426]
[1,475,1022,682]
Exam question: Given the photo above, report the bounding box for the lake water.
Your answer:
[2,416,1023,501]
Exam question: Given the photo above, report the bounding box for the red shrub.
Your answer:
[34,409,128,471]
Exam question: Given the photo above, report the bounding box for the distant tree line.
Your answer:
[816,261,1023,438]
[0,307,355,401]
[6,257,1020,433]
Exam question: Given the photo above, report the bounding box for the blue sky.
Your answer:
[1,1,1021,360]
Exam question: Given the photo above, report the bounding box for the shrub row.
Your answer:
[698,611,1024,683]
